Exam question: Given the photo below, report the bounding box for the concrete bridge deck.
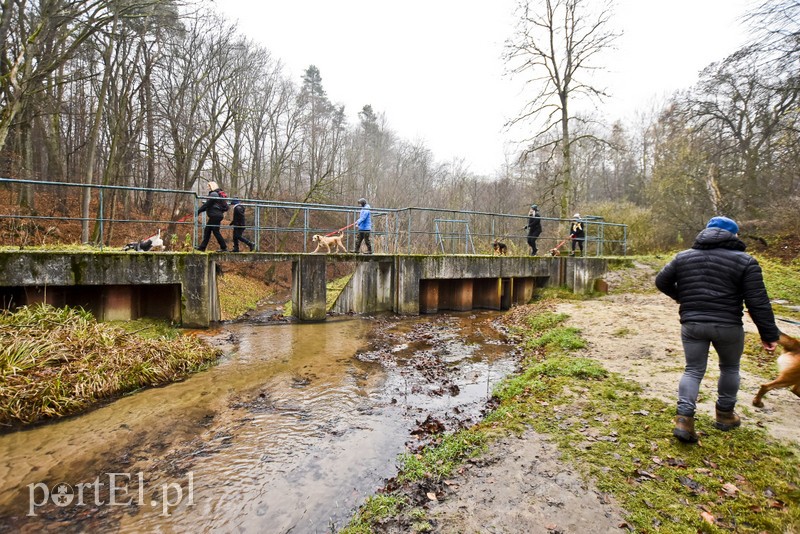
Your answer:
[0,251,611,327]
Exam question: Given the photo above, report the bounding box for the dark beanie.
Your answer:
[706,216,739,234]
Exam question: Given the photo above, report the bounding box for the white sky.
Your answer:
[217,0,754,176]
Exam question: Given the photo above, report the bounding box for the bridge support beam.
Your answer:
[291,255,327,321]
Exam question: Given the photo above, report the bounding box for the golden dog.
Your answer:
[752,332,800,408]
[311,232,347,253]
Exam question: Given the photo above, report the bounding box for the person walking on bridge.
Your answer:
[195,181,228,252]
[230,199,254,252]
[351,197,372,254]
[524,204,542,255]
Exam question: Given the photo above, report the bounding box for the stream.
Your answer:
[0,310,519,533]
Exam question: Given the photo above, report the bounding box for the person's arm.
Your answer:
[654,261,680,302]
[742,259,780,344]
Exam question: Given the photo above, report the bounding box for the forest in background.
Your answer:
[1,0,798,253]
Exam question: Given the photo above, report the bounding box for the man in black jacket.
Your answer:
[195,181,228,252]
[230,199,254,252]
[655,216,779,444]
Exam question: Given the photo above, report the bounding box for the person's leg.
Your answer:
[197,225,212,250]
[208,217,226,250]
[352,232,364,253]
[232,227,243,252]
[531,238,537,255]
[364,231,372,253]
[677,322,712,416]
[712,325,745,413]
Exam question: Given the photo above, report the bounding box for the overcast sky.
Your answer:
[217,0,754,176]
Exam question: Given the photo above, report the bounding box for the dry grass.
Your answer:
[0,304,221,428]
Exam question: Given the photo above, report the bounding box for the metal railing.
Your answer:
[0,178,628,256]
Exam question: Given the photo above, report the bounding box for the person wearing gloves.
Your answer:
[655,216,779,444]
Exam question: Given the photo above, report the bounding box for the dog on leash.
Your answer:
[311,232,347,253]
[549,248,561,257]
[752,332,800,408]
[492,240,508,256]
[123,229,164,252]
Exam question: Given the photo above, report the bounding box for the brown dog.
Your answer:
[311,232,347,253]
[492,240,508,256]
[752,333,800,408]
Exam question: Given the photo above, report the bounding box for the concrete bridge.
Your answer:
[0,251,611,327]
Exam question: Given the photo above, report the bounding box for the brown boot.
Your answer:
[715,407,741,431]
[673,415,698,443]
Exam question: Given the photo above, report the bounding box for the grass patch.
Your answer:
[397,429,488,483]
[217,272,272,320]
[0,304,221,427]
[340,494,408,534]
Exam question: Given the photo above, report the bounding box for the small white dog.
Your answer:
[123,229,164,252]
[311,232,346,253]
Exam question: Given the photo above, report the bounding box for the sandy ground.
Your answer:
[426,261,800,533]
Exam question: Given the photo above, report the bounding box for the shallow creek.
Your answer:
[0,311,518,533]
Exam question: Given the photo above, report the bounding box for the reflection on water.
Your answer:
[0,312,516,533]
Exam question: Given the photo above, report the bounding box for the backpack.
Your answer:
[217,189,229,212]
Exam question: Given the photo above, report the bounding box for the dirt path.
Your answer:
[426,262,800,533]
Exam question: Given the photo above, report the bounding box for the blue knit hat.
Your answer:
[706,216,739,234]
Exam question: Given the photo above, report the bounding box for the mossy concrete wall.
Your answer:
[0,251,212,327]
[335,255,608,315]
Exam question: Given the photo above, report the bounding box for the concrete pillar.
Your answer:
[181,256,214,328]
[292,255,327,321]
[394,257,422,314]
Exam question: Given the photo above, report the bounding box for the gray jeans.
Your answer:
[677,322,745,416]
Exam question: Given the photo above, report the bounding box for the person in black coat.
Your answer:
[230,199,254,252]
[655,216,779,444]
[523,204,542,255]
[195,181,228,252]
[569,213,585,255]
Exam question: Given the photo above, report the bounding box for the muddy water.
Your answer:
[0,311,516,533]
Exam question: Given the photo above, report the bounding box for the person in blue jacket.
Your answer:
[351,197,372,254]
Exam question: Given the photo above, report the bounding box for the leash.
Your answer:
[325,222,356,237]
[777,316,800,326]
[324,212,388,236]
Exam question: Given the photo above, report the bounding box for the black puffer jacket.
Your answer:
[655,227,779,342]
[197,189,227,219]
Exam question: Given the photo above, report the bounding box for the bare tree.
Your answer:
[504,0,618,218]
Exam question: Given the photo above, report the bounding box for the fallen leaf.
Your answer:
[545,524,558,531]
[701,511,716,524]
[695,468,711,474]
[722,483,739,495]
[426,492,437,501]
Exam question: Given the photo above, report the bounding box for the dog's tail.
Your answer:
[778,332,800,352]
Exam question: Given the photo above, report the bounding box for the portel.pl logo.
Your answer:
[27,471,194,517]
